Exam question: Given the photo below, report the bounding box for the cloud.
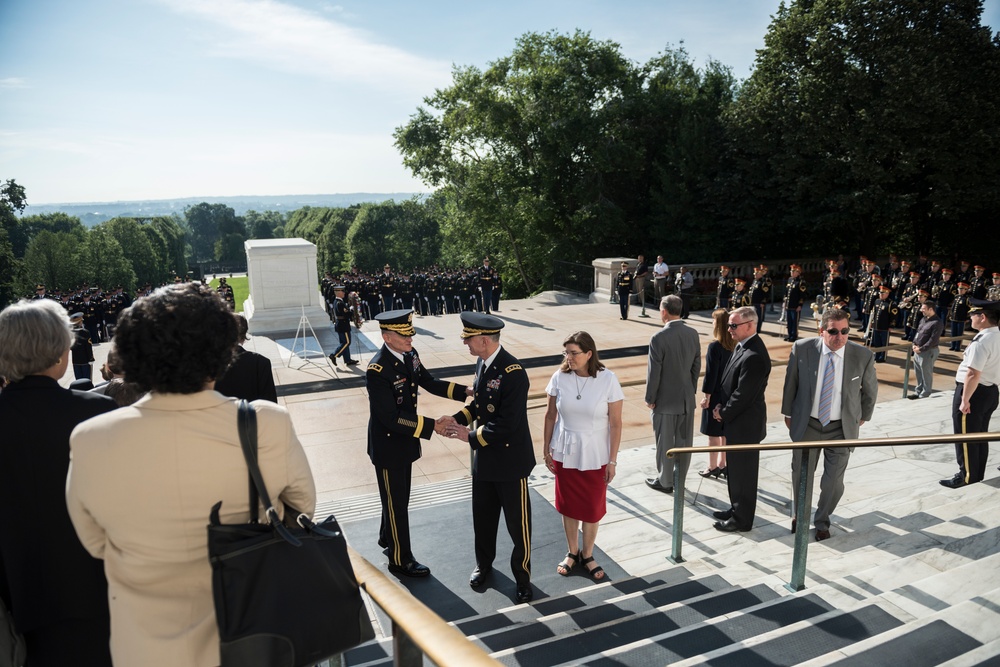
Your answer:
[0,77,28,89]
[156,0,451,94]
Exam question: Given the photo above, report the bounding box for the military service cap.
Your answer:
[968,297,1000,315]
[460,312,504,339]
[376,309,415,337]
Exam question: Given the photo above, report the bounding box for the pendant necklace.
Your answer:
[574,373,587,400]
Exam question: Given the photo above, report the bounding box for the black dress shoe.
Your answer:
[469,566,492,588]
[939,475,968,489]
[712,509,733,521]
[388,561,430,578]
[328,354,340,366]
[515,585,533,603]
[345,359,360,366]
[907,394,921,400]
[713,518,751,533]
[645,478,673,494]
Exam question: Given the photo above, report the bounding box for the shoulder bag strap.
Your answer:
[237,400,302,546]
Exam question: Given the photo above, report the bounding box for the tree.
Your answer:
[184,203,241,262]
[727,0,1000,259]
[21,230,86,294]
[103,218,162,285]
[345,200,440,271]
[78,226,136,291]
[244,210,284,240]
[1,179,27,305]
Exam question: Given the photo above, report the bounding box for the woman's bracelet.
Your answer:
[608,461,617,466]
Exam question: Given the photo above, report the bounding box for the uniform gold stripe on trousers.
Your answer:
[520,478,531,575]
[382,469,401,565]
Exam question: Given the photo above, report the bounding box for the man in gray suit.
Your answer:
[645,295,701,493]
[782,308,877,541]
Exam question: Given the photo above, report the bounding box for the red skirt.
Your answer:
[553,460,607,523]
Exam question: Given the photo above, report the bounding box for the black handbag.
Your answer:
[208,400,374,667]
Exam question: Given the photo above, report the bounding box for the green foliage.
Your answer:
[21,230,86,293]
[79,226,136,290]
[184,203,243,262]
[1,180,28,305]
[103,218,162,285]
[727,0,1000,258]
[345,199,441,271]
[315,207,359,273]
[395,31,738,294]
[244,210,284,240]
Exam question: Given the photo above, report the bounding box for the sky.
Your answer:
[2,0,999,205]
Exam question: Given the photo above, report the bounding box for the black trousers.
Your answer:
[754,304,766,332]
[24,618,112,667]
[472,477,532,586]
[333,328,354,362]
[726,448,760,530]
[376,464,414,566]
[953,382,999,484]
[617,290,631,319]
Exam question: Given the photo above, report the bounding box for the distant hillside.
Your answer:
[20,193,425,227]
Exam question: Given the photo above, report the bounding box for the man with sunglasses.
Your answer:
[941,298,1000,488]
[711,306,771,532]
[782,309,878,541]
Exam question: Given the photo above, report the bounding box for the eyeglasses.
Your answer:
[825,327,850,336]
[727,321,749,330]
[563,350,585,357]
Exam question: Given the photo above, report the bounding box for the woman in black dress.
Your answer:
[698,309,735,478]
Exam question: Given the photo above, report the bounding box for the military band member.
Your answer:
[860,272,882,333]
[784,264,808,342]
[716,265,735,310]
[615,262,634,320]
[868,286,898,362]
[365,310,470,578]
[988,273,1000,302]
[949,282,972,351]
[970,265,989,300]
[444,313,535,603]
[853,257,873,319]
[898,272,924,340]
[934,268,957,314]
[748,265,771,332]
[730,277,749,310]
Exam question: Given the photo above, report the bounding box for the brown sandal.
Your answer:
[556,551,580,577]
[580,555,606,581]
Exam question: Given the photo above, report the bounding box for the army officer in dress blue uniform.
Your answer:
[366,310,470,578]
[442,312,536,603]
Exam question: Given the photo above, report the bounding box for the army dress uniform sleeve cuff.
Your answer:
[472,426,488,447]
[456,406,473,425]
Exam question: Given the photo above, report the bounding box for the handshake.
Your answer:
[435,415,469,442]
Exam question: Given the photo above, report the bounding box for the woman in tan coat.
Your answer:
[67,283,316,667]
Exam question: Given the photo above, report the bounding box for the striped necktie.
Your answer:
[817,351,836,426]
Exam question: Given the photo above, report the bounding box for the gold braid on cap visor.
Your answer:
[461,327,501,339]
[380,322,416,336]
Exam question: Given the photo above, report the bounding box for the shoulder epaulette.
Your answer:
[367,363,383,373]
[505,364,522,373]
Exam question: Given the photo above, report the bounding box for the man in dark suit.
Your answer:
[215,314,278,403]
[711,306,772,532]
[644,295,701,494]
[442,313,535,603]
[782,309,877,541]
[366,310,469,578]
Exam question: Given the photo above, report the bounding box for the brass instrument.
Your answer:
[779,278,792,323]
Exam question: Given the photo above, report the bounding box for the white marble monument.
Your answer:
[243,238,329,335]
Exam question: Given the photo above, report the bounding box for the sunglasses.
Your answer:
[825,327,850,336]
[727,321,749,330]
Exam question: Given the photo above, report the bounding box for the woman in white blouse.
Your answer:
[543,331,624,581]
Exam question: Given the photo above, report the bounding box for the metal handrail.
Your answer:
[666,431,999,592]
[346,544,501,667]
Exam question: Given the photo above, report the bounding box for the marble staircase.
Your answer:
[344,472,1000,666]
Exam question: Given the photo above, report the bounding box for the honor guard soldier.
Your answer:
[868,285,899,362]
[31,284,48,300]
[784,264,808,341]
[365,310,470,578]
[479,257,497,314]
[445,312,535,603]
[379,265,396,314]
[949,282,972,351]
[615,262,634,320]
[424,271,442,316]
[716,265,735,310]
[79,290,103,344]
[328,285,360,367]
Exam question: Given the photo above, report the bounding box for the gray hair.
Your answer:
[731,305,757,323]
[660,294,683,316]
[0,299,74,382]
